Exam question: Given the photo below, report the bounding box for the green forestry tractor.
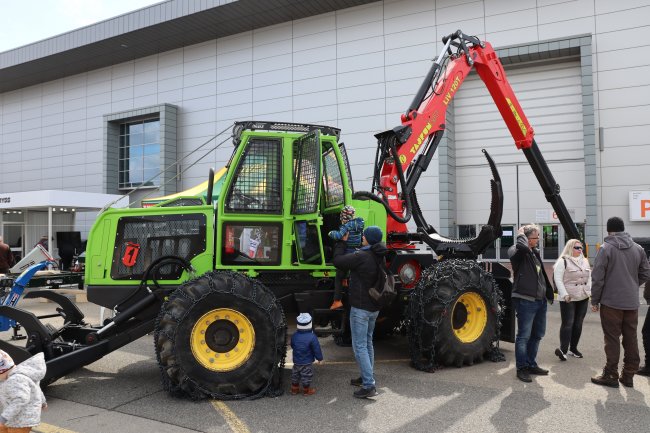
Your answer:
[0,31,580,400]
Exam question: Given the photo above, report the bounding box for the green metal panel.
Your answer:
[85,122,387,286]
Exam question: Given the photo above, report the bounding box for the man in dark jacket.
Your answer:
[508,224,554,383]
[0,236,15,274]
[590,217,650,388]
[332,225,387,398]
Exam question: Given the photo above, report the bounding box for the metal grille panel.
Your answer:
[111,214,206,280]
[225,139,282,214]
[322,147,344,208]
[292,132,320,215]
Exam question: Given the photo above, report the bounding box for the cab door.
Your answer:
[292,131,323,265]
[219,137,284,267]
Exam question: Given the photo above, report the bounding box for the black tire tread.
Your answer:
[154,271,286,400]
[408,259,502,371]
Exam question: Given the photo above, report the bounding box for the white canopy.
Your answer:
[0,190,127,211]
[0,190,128,258]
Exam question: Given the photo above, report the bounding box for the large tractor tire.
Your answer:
[408,259,503,372]
[154,271,287,400]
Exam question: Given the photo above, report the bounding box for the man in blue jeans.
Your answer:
[332,225,388,398]
[508,224,555,382]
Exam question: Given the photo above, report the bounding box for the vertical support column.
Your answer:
[48,206,53,257]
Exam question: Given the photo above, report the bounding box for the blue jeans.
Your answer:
[349,306,379,389]
[512,298,547,370]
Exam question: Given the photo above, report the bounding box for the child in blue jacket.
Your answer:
[328,205,365,309]
[290,313,323,396]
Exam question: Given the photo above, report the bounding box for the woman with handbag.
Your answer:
[553,239,592,361]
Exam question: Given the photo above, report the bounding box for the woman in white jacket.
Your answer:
[553,239,591,361]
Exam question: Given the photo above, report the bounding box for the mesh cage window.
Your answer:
[322,147,344,208]
[339,144,354,194]
[161,198,204,207]
[225,139,282,214]
[111,214,206,280]
[292,132,320,214]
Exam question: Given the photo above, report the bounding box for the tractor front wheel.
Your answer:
[154,271,286,399]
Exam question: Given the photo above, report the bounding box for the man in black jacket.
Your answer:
[508,224,554,383]
[332,225,388,398]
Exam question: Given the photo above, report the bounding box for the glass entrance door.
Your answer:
[2,222,24,262]
[542,224,559,260]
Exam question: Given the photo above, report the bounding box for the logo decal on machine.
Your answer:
[409,122,433,156]
[506,98,527,137]
[443,74,462,106]
[122,242,141,267]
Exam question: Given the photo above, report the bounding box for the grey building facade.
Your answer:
[1,0,649,261]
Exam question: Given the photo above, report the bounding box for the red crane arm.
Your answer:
[373,32,579,246]
[393,41,534,173]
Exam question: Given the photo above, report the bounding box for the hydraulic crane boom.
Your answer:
[369,31,580,255]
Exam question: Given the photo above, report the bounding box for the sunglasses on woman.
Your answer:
[574,246,583,250]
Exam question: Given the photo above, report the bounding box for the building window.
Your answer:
[119,118,160,189]
[105,104,177,197]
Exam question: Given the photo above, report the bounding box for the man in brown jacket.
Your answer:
[0,236,16,274]
[590,217,650,388]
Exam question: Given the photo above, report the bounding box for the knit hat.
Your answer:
[297,313,312,330]
[0,350,14,374]
[363,226,383,245]
[340,205,355,223]
[606,216,624,233]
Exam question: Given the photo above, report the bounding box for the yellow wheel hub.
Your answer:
[190,308,255,372]
[452,292,487,343]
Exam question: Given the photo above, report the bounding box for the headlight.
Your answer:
[398,262,419,288]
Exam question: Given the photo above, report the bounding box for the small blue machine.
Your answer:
[0,261,54,332]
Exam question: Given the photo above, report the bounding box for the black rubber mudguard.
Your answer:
[23,290,85,324]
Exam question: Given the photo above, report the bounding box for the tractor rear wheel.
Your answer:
[154,271,286,399]
[408,259,502,371]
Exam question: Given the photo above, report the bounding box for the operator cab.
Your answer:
[216,121,381,270]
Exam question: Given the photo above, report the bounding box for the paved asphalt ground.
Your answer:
[3,289,650,433]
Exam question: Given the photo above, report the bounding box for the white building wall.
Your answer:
[455,61,587,227]
[1,0,649,241]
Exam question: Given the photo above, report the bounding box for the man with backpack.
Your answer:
[332,225,388,398]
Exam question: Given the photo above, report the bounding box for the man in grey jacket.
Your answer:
[590,217,650,388]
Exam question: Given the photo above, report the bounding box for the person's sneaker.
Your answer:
[619,376,634,388]
[528,366,549,375]
[290,383,300,395]
[567,349,583,358]
[330,300,344,310]
[555,348,567,361]
[516,368,532,383]
[353,387,378,398]
[303,386,316,396]
[637,365,650,377]
[350,377,363,387]
[591,371,619,388]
